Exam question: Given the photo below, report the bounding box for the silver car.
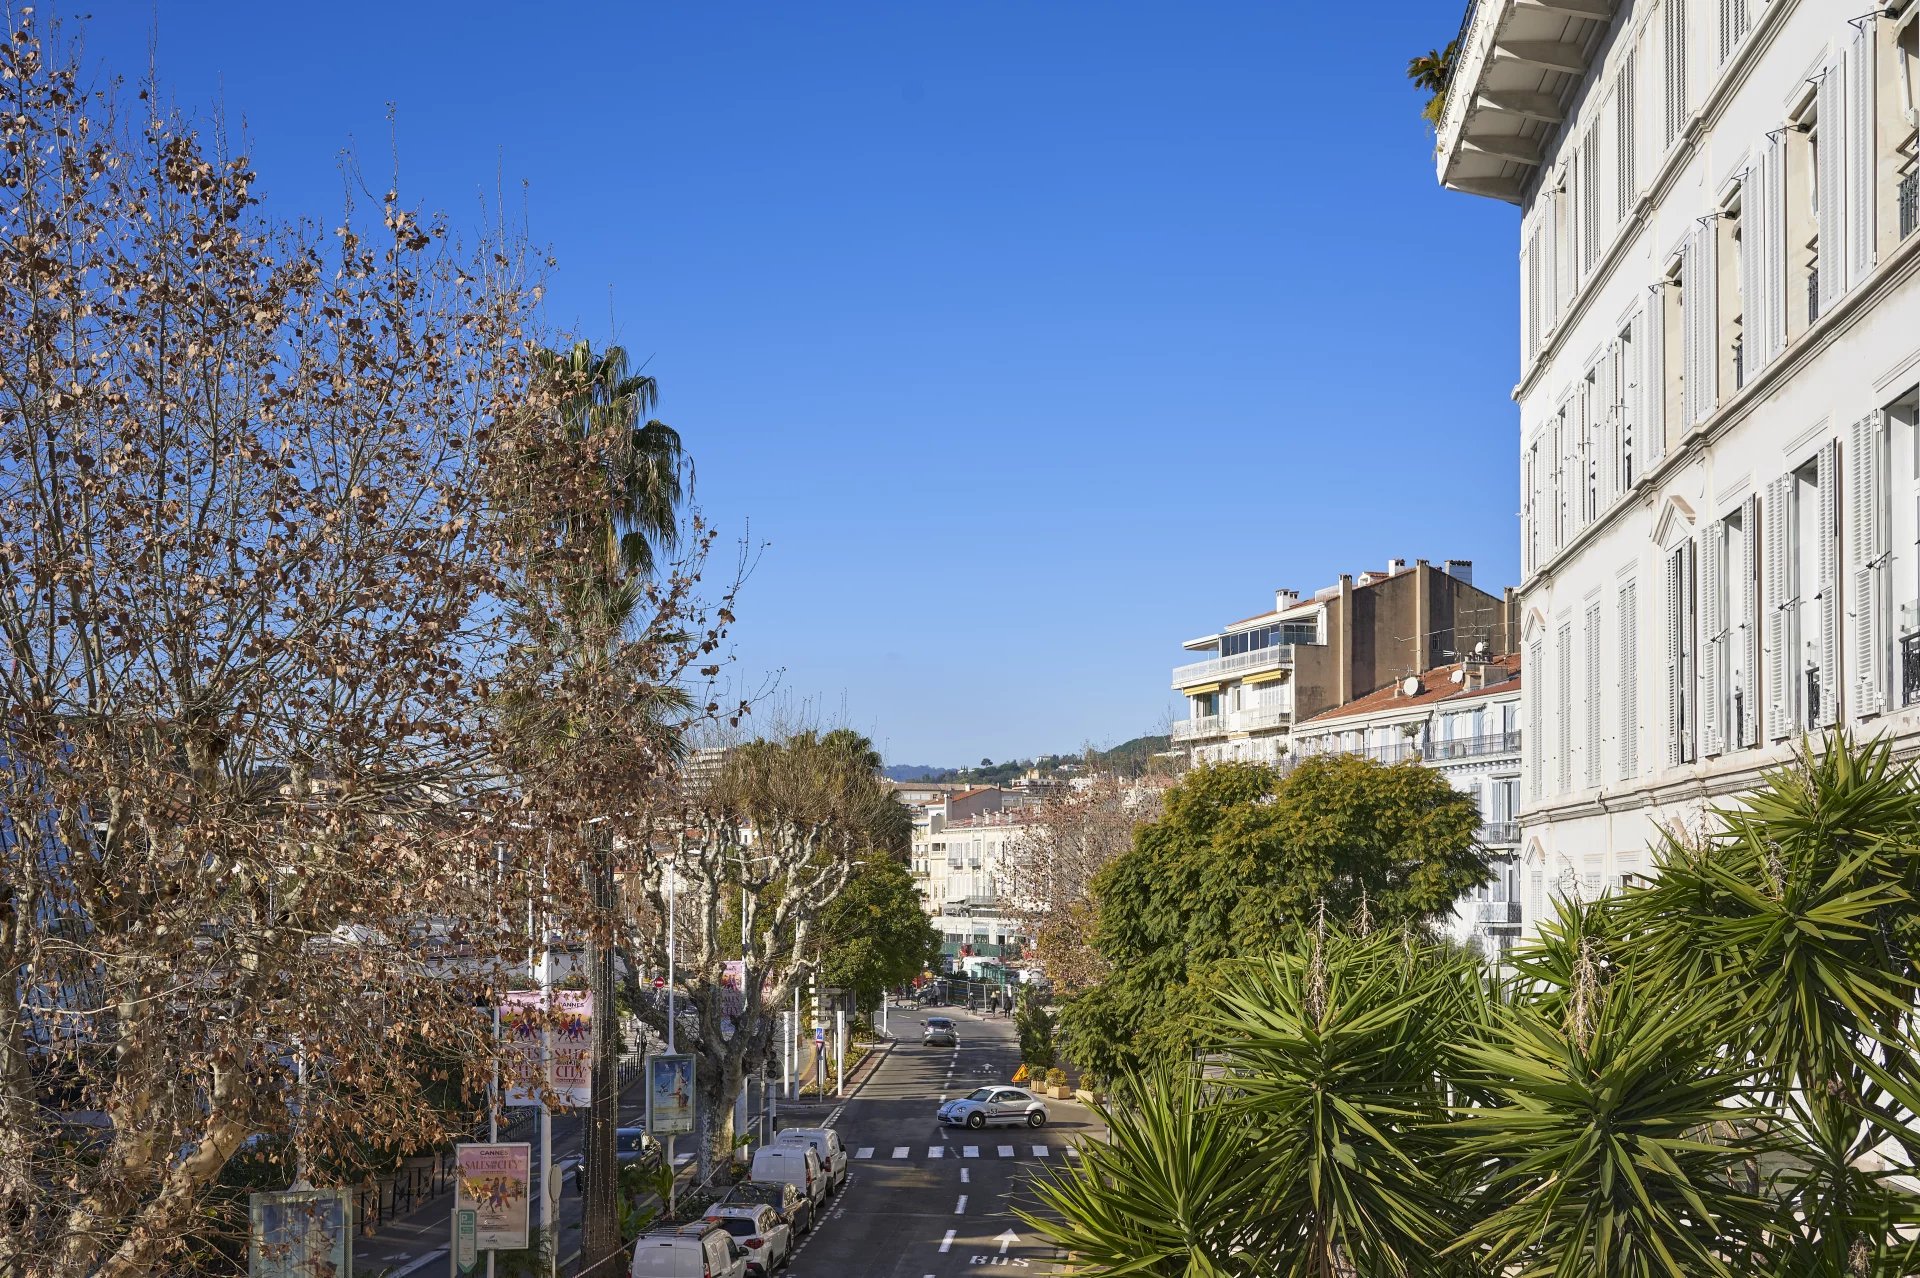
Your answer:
[938,1085,1048,1129]
[921,1016,958,1047]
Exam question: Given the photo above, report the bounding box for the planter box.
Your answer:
[1050,1085,1073,1099]
[1074,1089,1105,1106]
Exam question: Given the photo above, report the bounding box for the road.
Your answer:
[787,1006,1099,1278]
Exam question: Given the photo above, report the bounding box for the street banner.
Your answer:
[501,990,592,1108]
[453,1142,531,1251]
[720,959,747,1039]
[646,1053,696,1135]
[248,1187,352,1278]
[453,1208,478,1274]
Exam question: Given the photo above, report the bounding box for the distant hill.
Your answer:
[881,734,1175,786]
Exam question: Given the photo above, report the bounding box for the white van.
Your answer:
[748,1143,827,1211]
[775,1127,848,1193]
[630,1222,748,1278]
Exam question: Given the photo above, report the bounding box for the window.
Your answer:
[1665,542,1696,766]
[1660,260,1685,448]
[1718,0,1750,66]
[1524,433,1543,573]
[1556,622,1573,793]
[1768,446,1840,736]
[1584,602,1602,786]
[1681,218,1718,429]
[1891,394,1920,708]
[1720,185,1745,392]
[1618,579,1640,778]
[1850,410,1892,716]
[1613,324,1636,492]
[1616,52,1638,221]
[1706,501,1761,753]
[1664,0,1690,147]
[1785,87,1822,340]
[1581,128,1603,275]
[1580,371,1600,526]
[1528,639,1545,802]
[1490,777,1519,824]
[1895,12,1918,244]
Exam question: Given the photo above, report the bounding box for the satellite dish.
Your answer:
[1450,669,1466,684]
[1401,676,1421,697]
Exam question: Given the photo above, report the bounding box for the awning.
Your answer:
[1243,670,1290,687]
[1182,682,1222,695]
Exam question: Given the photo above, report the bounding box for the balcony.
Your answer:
[1477,822,1521,846]
[1171,644,1295,690]
[1901,171,1917,242]
[1475,899,1522,925]
[1427,730,1522,762]
[1172,715,1222,741]
[1902,632,1920,707]
[1229,704,1293,734]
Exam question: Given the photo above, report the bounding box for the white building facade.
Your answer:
[1439,0,1920,928]
[905,792,1036,967]
[1291,656,1526,957]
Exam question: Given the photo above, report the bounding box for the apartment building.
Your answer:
[1171,559,1518,765]
[1437,0,1920,927]
[903,787,1037,966]
[1291,653,1525,957]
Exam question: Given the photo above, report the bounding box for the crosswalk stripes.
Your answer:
[849,1143,1063,1163]
[854,1147,875,1160]
[892,1146,910,1159]
[997,1145,1014,1158]
[928,1146,944,1158]
[961,1145,979,1158]
[1066,1145,1082,1158]
[1032,1145,1049,1158]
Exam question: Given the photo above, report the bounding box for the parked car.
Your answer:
[719,1179,814,1236]
[748,1142,828,1211]
[574,1126,661,1194]
[938,1085,1048,1129]
[921,1016,958,1047]
[704,1203,792,1275]
[774,1127,848,1193]
[630,1221,748,1278]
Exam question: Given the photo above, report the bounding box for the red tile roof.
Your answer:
[1294,653,1522,726]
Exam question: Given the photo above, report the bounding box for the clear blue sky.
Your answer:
[80,1,1516,767]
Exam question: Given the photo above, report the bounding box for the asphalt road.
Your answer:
[786,1006,1101,1278]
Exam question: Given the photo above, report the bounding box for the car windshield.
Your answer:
[714,1218,758,1238]
[967,1088,993,1101]
[927,1018,951,1029]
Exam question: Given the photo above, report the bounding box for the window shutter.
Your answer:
[1847,25,1874,288]
[1598,346,1618,507]
[1692,220,1718,424]
[1738,185,1758,384]
[1665,0,1689,147]
[1557,623,1573,793]
[1548,412,1564,555]
[1619,579,1640,777]
[1665,549,1684,766]
[1585,602,1603,785]
[1528,639,1545,801]
[1680,242,1698,429]
[1741,494,1762,747]
[1818,438,1842,727]
[1524,227,1540,360]
[1583,130,1603,273]
[1699,526,1724,756]
[1765,475,1793,739]
[1817,62,1846,313]
[1616,54,1637,221]
[1642,294,1666,464]
[1752,134,1786,369]
[1850,411,1889,716]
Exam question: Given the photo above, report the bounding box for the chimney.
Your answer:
[1386,558,1407,575]
[1275,588,1299,610]
[1444,558,1474,586]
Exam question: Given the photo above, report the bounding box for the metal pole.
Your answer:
[835,1009,845,1098]
[488,1007,499,1278]
[666,858,676,1219]
[791,988,800,1099]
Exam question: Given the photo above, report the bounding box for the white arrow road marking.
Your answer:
[854,1147,874,1160]
[998,1145,1014,1157]
[892,1146,910,1158]
[955,1194,968,1214]
[928,1146,944,1158]
[962,1145,979,1158]
[1033,1145,1049,1158]
[939,1230,955,1253]
[995,1229,1021,1255]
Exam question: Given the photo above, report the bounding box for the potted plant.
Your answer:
[1045,1067,1071,1099]
[1074,1072,1107,1106]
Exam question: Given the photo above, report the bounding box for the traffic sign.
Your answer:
[652,977,666,989]
[453,1209,477,1274]
[813,1025,825,1044]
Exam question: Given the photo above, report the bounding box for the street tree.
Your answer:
[1001,771,1165,993]
[814,858,941,1013]
[0,15,726,1274]
[1060,757,1487,1079]
[619,729,910,1170]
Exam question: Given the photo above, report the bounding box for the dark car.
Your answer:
[720,1178,814,1236]
[574,1126,661,1195]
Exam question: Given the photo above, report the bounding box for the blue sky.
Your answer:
[80,1,1516,766]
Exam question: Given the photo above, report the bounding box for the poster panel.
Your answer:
[548,990,592,1109]
[249,1188,352,1278]
[453,1142,531,1250]
[501,990,545,1107]
[646,1053,696,1135]
[501,990,592,1108]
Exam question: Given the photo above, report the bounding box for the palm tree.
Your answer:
[1407,40,1458,128]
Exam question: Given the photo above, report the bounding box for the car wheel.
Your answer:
[1027,1110,1046,1128]
[967,1111,986,1130]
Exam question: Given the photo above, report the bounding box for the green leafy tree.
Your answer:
[1062,758,1487,1077]
[1015,987,1057,1072]
[815,858,941,1011]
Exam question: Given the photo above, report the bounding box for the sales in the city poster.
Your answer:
[646,1053,696,1135]
[453,1142,531,1250]
[501,989,592,1108]
[248,1188,352,1278]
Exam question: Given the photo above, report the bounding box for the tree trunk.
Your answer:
[580,843,619,1273]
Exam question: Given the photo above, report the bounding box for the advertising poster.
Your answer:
[249,1188,352,1278]
[454,1142,531,1251]
[720,959,746,1038]
[646,1053,696,1135]
[501,990,592,1109]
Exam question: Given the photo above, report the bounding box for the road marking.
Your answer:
[854,1147,874,1160]
[939,1230,956,1253]
[955,1194,968,1214]
[1033,1145,1049,1157]
[960,1167,970,1183]
[998,1145,1014,1157]
[962,1145,979,1158]
[1067,1145,1082,1158]
[892,1146,910,1159]
[927,1145,944,1158]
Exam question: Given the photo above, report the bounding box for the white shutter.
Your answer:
[1619,579,1640,778]
[1522,440,1536,576]
[1598,347,1618,508]
[1585,603,1603,785]
[1523,228,1539,360]
[1753,134,1786,369]
[1680,241,1699,429]
[1642,294,1666,465]
[1851,412,1889,716]
[1699,526,1725,756]
[1817,61,1845,314]
[1847,25,1875,288]
[1693,220,1718,424]
[1738,179,1758,387]
[1528,640,1545,801]
[1741,494,1762,747]
[1818,438,1842,727]
[1557,623,1573,793]
[1616,55,1637,222]
[1765,475,1793,739]
[1665,0,1689,147]
[1665,549,1684,766]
